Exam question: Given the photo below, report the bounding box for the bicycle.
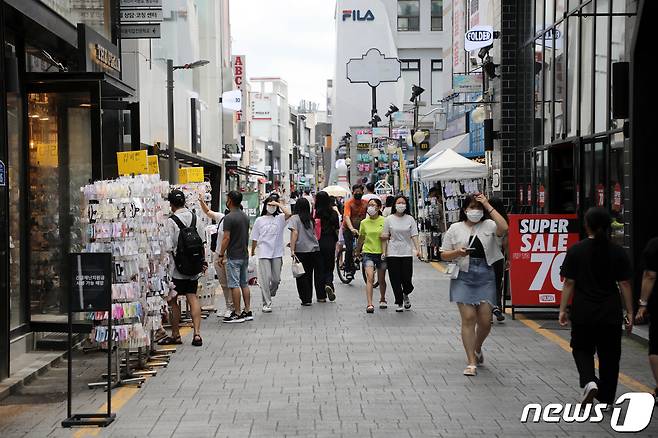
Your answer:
[336,235,379,288]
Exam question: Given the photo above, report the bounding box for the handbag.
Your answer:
[291,255,306,278]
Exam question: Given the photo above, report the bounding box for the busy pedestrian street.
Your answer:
[1,258,657,437]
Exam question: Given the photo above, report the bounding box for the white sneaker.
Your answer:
[403,294,411,309]
[396,305,404,312]
[262,304,272,313]
[582,381,598,405]
[222,309,233,318]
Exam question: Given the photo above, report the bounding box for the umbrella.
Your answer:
[322,185,350,197]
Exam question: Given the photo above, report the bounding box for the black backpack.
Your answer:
[170,213,205,276]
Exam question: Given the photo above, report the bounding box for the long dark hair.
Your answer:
[487,197,509,223]
[458,195,482,222]
[315,191,338,234]
[296,197,312,229]
[385,196,395,209]
[260,196,280,216]
[584,207,612,278]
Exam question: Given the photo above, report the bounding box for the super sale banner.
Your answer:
[508,214,580,307]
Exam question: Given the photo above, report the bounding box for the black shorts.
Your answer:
[650,320,658,356]
[173,278,199,295]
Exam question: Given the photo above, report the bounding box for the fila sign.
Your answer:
[342,9,374,21]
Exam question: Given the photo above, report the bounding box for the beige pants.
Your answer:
[214,260,234,313]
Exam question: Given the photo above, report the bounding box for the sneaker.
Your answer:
[241,310,254,321]
[220,309,232,318]
[403,294,411,310]
[582,381,598,405]
[493,307,506,322]
[262,304,272,313]
[475,350,484,365]
[326,285,336,301]
[379,301,387,309]
[396,305,404,312]
[223,312,245,323]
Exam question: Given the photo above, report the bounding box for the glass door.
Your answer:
[26,89,95,325]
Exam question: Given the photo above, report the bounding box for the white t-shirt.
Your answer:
[167,208,207,280]
[251,214,287,259]
[207,211,225,256]
[382,214,419,257]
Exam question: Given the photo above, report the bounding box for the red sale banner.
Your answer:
[508,214,580,307]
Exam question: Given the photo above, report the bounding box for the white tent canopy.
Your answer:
[413,149,487,182]
[424,133,470,157]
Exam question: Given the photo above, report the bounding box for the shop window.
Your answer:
[28,92,92,322]
[580,4,594,136]
[610,138,625,245]
[535,0,544,36]
[398,0,420,31]
[430,60,443,105]
[566,16,579,137]
[610,15,627,129]
[401,59,421,89]
[581,143,593,208]
[544,30,554,143]
[534,39,544,145]
[431,1,443,31]
[39,0,114,42]
[594,13,609,133]
[556,0,566,21]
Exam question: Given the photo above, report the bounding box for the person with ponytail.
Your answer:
[559,207,634,407]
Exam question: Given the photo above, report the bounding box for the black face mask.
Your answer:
[353,193,363,200]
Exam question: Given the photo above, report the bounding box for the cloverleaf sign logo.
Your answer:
[520,392,655,432]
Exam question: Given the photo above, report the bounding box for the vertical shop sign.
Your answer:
[508,215,579,307]
[613,182,622,212]
[0,160,6,186]
[596,184,605,207]
[241,192,260,227]
[538,184,545,208]
[232,55,246,135]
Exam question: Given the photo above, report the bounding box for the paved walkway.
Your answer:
[2,259,658,437]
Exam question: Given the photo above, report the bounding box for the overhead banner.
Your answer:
[508,214,579,307]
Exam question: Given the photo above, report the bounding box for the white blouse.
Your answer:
[440,219,504,272]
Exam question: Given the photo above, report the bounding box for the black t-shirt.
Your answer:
[469,236,486,259]
[560,238,632,325]
[643,237,658,312]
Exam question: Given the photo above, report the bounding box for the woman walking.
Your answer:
[250,196,291,313]
[315,191,340,301]
[381,195,421,312]
[440,193,508,376]
[356,198,387,313]
[289,198,323,305]
[559,208,633,405]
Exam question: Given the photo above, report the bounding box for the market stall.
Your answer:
[413,149,488,260]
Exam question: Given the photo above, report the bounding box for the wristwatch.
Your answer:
[639,299,648,307]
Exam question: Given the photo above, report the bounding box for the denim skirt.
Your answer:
[449,257,496,306]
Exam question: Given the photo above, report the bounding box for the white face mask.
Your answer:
[466,209,484,223]
[367,206,378,217]
[395,204,406,214]
[266,205,277,215]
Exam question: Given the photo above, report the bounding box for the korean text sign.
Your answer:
[508,214,579,307]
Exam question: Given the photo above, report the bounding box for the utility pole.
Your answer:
[167,59,176,183]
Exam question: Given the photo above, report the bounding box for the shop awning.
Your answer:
[425,133,470,157]
[26,72,135,98]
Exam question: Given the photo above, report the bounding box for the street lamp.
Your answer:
[409,85,425,168]
[167,58,210,183]
[384,104,399,191]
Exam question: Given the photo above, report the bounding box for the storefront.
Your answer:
[0,0,133,381]
[505,0,656,296]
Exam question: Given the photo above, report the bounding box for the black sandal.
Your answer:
[157,335,182,345]
[192,335,203,347]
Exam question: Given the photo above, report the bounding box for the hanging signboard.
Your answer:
[147,155,159,174]
[178,167,204,184]
[0,160,6,186]
[120,24,161,39]
[119,9,163,22]
[120,0,162,6]
[453,73,483,92]
[117,150,148,175]
[464,25,494,52]
[508,214,579,309]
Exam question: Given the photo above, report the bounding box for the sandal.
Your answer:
[192,335,203,347]
[463,365,477,376]
[379,300,387,309]
[366,305,375,314]
[475,351,484,365]
[157,335,182,345]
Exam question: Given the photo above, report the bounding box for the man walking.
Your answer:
[160,190,207,346]
[343,184,367,280]
[218,191,253,323]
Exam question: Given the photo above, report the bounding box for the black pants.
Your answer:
[493,258,505,309]
[571,323,622,404]
[344,228,356,273]
[387,257,413,306]
[295,251,324,303]
[319,235,337,290]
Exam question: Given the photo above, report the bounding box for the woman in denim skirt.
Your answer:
[440,193,508,376]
